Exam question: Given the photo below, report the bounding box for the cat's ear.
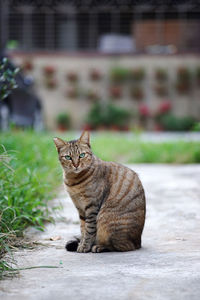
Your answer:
[53,137,66,150]
[79,131,90,147]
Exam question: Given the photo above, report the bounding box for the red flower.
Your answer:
[159,101,172,114]
[139,104,150,117]
[43,66,56,75]
[22,60,33,71]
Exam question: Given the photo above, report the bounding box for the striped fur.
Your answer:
[54,131,146,253]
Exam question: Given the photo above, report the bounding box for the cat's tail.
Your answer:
[65,236,80,252]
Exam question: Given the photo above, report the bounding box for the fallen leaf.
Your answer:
[50,236,61,241]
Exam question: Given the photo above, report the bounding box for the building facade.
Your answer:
[1,0,200,54]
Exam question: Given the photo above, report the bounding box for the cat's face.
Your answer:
[53,131,93,174]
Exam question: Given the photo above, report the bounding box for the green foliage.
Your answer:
[92,133,200,164]
[109,66,145,83]
[192,122,200,132]
[155,68,168,81]
[177,67,191,82]
[130,85,144,100]
[0,131,62,274]
[158,114,196,131]
[130,68,145,81]
[110,66,130,82]
[195,66,200,80]
[56,113,70,128]
[175,67,191,93]
[86,102,103,128]
[86,102,131,129]
[0,57,19,100]
[106,103,131,128]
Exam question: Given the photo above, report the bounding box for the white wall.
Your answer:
[12,54,200,129]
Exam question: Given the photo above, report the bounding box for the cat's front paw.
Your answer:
[77,243,91,253]
[92,245,107,253]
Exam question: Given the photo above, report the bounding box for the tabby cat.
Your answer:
[53,131,146,253]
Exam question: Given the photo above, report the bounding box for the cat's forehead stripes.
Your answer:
[68,139,77,144]
[68,142,80,155]
[60,139,89,156]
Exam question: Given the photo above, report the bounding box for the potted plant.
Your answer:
[56,113,70,131]
[130,68,145,82]
[158,101,172,114]
[155,68,168,81]
[130,86,144,100]
[106,103,131,131]
[110,86,122,99]
[85,102,105,130]
[89,69,102,81]
[154,100,172,123]
[175,67,191,94]
[154,84,168,97]
[158,114,196,131]
[139,103,150,117]
[0,57,19,100]
[85,102,131,131]
[110,66,130,83]
[177,67,191,81]
[22,59,34,72]
[45,78,57,89]
[43,65,56,76]
[138,103,150,129]
[154,100,172,128]
[86,89,99,101]
[67,71,79,82]
[175,80,191,94]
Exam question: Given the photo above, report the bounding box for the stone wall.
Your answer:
[12,53,200,130]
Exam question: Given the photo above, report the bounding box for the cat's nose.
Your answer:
[73,161,79,169]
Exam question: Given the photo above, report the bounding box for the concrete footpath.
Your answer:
[0,165,200,300]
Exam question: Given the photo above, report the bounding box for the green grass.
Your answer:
[91,133,200,164]
[0,130,200,278]
[0,131,64,278]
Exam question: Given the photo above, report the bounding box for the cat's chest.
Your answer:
[67,186,87,213]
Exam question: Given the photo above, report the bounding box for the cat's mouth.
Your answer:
[72,167,81,173]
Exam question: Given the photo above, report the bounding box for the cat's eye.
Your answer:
[79,153,85,158]
[65,155,71,160]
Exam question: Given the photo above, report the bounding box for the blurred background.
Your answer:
[1,0,200,286]
[0,0,200,132]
